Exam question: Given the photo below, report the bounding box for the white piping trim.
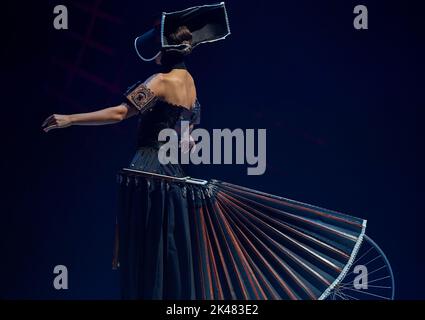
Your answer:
[162,2,226,16]
[134,36,161,62]
[160,11,166,49]
[318,219,368,300]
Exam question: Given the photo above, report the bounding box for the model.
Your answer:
[42,2,366,300]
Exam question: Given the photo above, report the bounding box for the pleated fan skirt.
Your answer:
[114,148,366,300]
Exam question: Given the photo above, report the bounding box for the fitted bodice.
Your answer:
[137,99,201,149]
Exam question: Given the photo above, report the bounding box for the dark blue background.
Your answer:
[1,0,424,299]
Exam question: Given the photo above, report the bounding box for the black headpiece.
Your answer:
[134,2,231,62]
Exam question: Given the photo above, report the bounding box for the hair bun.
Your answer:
[163,26,193,57]
[169,26,193,45]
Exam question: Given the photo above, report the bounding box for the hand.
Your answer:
[42,114,72,132]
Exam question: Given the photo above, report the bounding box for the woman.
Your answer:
[42,3,366,300]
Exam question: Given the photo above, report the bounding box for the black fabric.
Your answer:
[117,174,196,299]
[134,27,161,61]
[159,53,187,73]
[134,100,197,152]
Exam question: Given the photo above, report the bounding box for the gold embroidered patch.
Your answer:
[126,83,158,112]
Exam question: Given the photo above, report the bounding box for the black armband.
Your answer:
[124,81,158,113]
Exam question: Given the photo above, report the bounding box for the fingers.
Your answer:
[42,114,54,127]
[42,120,57,132]
[43,124,58,132]
[45,117,56,128]
[42,114,60,132]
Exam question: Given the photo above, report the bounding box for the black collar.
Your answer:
[161,60,187,73]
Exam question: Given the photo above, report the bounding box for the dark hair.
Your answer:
[168,25,193,46]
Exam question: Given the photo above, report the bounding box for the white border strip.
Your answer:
[318,219,368,300]
[134,36,161,62]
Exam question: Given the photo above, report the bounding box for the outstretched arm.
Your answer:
[42,103,136,132]
[41,74,165,133]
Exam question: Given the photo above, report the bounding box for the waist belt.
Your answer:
[120,168,208,186]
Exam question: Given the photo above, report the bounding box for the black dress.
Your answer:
[114,98,367,300]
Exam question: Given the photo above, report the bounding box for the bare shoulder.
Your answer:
[148,71,197,106]
[144,73,166,98]
[161,72,181,85]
